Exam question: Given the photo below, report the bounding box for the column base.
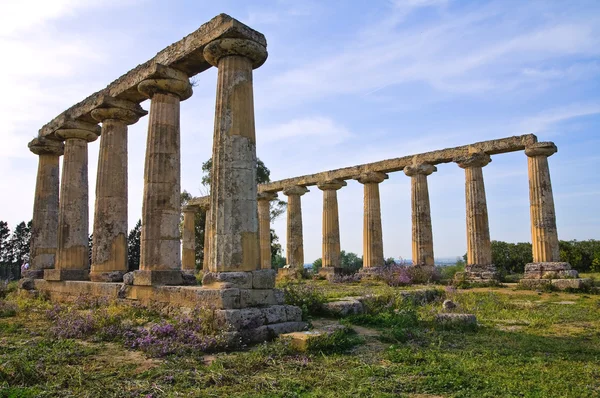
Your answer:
[455,264,499,282]
[203,270,276,289]
[318,267,343,280]
[90,271,125,282]
[44,269,89,281]
[133,270,183,286]
[522,262,576,279]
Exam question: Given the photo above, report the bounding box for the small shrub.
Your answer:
[330,273,362,284]
[46,305,95,339]
[438,263,465,281]
[0,300,17,317]
[282,284,326,319]
[373,265,412,287]
[408,266,441,284]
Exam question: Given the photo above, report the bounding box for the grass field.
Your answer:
[0,280,599,397]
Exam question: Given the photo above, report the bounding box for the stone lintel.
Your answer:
[187,196,210,209]
[182,204,199,213]
[39,14,266,139]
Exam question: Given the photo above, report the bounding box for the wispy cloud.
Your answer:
[519,103,600,134]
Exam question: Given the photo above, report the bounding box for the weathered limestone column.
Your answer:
[26,137,64,279]
[318,179,347,277]
[283,186,309,269]
[134,68,192,285]
[403,163,436,268]
[523,142,575,280]
[202,204,211,272]
[182,205,197,273]
[203,38,267,274]
[455,152,498,281]
[90,99,147,282]
[258,192,278,270]
[355,172,388,270]
[45,121,100,281]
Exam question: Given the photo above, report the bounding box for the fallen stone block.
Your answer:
[551,278,592,291]
[281,324,348,351]
[435,313,477,327]
[323,298,364,316]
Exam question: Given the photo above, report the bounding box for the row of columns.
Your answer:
[29,37,268,284]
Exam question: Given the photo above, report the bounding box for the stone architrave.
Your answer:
[182,205,198,273]
[317,179,347,276]
[134,68,192,286]
[454,152,498,281]
[522,142,575,279]
[26,137,64,279]
[203,38,267,274]
[90,99,147,282]
[282,186,309,269]
[355,172,388,269]
[45,121,100,281]
[403,163,436,268]
[258,192,278,270]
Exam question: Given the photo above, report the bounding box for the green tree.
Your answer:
[312,258,322,273]
[7,221,31,265]
[340,250,363,273]
[128,220,141,271]
[0,221,10,264]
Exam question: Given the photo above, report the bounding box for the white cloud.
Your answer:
[258,116,352,144]
[519,103,600,134]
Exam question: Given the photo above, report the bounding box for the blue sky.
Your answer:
[1,0,599,263]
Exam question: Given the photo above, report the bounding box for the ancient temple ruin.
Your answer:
[23,14,584,344]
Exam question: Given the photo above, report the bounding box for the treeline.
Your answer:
[0,220,31,279]
[486,240,600,274]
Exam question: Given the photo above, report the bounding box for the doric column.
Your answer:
[283,186,309,269]
[26,137,64,279]
[203,38,267,273]
[258,192,278,270]
[134,68,192,285]
[523,142,574,279]
[455,152,497,280]
[90,99,146,282]
[318,179,347,275]
[181,205,197,273]
[355,172,388,269]
[202,204,211,272]
[45,121,100,281]
[403,163,436,268]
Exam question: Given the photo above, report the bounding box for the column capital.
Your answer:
[525,142,557,158]
[182,205,198,213]
[203,38,268,69]
[91,97,148,125]
[138,68,192,100]
[403,163,437,177]
[455,152,491,169]
[56,120,100,142]
[283,185,309,196]
[257,191,278,201]
[317,179,347,191]
[355,171,388,184]
[28,136,64,156]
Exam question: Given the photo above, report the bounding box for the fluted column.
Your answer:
[45,121,100,281]
[90,99,146,282]
[403,163,436,268]
[258,192,277,270]
[355,172,387,269]
[455,152,497,280]
[318,179,347,276]
[26,137,64,279]
[203,38,268,273]
[134,68,192,286]
[202,204,211,272]
[181,205,197,273]
[283,186,309,269]
[523,142,574,279]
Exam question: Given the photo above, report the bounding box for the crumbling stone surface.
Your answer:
[551,279,592,290]
[281,324,348,351]
[122,272,134,285]
[442,299,456,310]
[18,278,35,290]
[435,313,477,326]
[323,298,364,316]
[202,272,253,289]
[252,269,276,289]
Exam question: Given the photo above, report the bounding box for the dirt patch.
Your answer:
[87,341,160,374]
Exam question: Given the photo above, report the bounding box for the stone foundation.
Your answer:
[44,269,89,281]
[519,262,589,291]
[132,270,183,286]
[455,264,499,282]
[25,278,307,343]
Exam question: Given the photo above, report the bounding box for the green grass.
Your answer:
[0,286,599,397]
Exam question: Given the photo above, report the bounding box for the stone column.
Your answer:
[258,192,278,270]
[202,38,267,275]
[455,152,497,281]
[403,163,436,268]
[182,205,197,274]
[26,137,64,279]
[90,99,146,282]
[283,186,309,269]
[202,204,211,272]
[355,172,388,270]
[134,68,192,286]
[523,142,575,279]
[318,179,347,277]
[45,121,100,281]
